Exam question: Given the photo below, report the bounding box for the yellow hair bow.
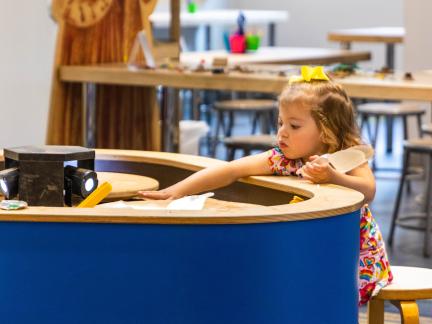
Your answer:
[289,66,330,84]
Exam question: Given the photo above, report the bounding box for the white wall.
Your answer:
[228,0,404,70]
[0,1,56,147]
[404,0,432,70]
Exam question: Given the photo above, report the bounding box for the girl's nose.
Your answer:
[277,127,288,139]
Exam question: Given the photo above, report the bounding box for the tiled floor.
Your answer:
[194,108,432,318]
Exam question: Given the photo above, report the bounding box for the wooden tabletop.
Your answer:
[180,47,371,67]
[60,64,432,101]
[98,172,159,201]
[150,9,288,28]
[328,27,405,44]
[0,149,364,225]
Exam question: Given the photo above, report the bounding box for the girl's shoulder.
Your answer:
[267,147,303,176]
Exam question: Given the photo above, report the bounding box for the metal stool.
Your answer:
[368,266,432,324]
[213,99,278,137]
[357,102,425,170]
[224,135,276,160]
[388,138,432,256]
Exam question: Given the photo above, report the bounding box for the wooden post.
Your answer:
[170,0,180,42]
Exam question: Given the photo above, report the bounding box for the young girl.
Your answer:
[139,66,393,306]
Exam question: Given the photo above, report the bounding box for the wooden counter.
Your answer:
[0,149,364,224]
[0,149,361,324]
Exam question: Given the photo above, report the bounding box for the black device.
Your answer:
[0,167,19,199]
[2,146,97,206]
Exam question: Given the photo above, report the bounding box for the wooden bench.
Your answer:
[368,266,432,324]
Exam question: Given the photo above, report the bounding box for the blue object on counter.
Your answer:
[223,31,231,51]
[237,11,246,35]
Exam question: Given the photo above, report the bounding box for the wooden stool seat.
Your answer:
[224,134,276,160]
[403,138,432,152]
[368,266,432,324]
[357,102,425,116]
[422,123,432,136]
[214,99,277,111]
[211,99,278,157]
[357,102,425,169]
[378,266,432,299]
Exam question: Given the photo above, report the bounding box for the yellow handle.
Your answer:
[77,182,112,208]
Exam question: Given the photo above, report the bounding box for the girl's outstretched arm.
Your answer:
[139,151,272,200]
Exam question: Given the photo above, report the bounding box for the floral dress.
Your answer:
[267,147,393,306]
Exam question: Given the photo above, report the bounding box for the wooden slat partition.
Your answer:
[47,0,180,150]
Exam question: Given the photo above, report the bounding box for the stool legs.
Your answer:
[402,116,408,141]
[227,111,234,137]
[389,148,432,256]
[386,116,394,153]
[388,149,410,247]
[390,300,420,324]
[368,299,420,324]
[252,111,273,134]
[367,299,384,324]
[417,114,423,137]
[226,147,236,161]
[423,153,432,257]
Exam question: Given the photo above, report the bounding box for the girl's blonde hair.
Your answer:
[279,80,362,153]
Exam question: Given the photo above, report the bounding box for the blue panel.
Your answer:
[0,210,360,324]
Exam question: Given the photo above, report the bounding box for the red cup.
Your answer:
[229,34,246,53]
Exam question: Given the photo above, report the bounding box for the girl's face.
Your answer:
[277,102,325,160]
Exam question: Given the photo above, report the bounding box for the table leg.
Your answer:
[268,23,275,46]
[82,82,97,148]
[340,42,351,50]
[386,43,395,70]
[204,25,211,50]
[161,87,181,152]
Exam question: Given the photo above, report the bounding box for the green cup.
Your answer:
[246,34,260,51]
[187,2,197,13]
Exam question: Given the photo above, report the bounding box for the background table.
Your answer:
[58,46,371,151]
[328,27,404,70]
[60,65,432,152]
[151,9,289,48]
[180,47,371,67]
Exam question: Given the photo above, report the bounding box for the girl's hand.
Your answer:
[138,189,181,200]
[299,155,336,184]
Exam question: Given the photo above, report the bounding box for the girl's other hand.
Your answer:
[300,156,336,184]
[138,189,181,200]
